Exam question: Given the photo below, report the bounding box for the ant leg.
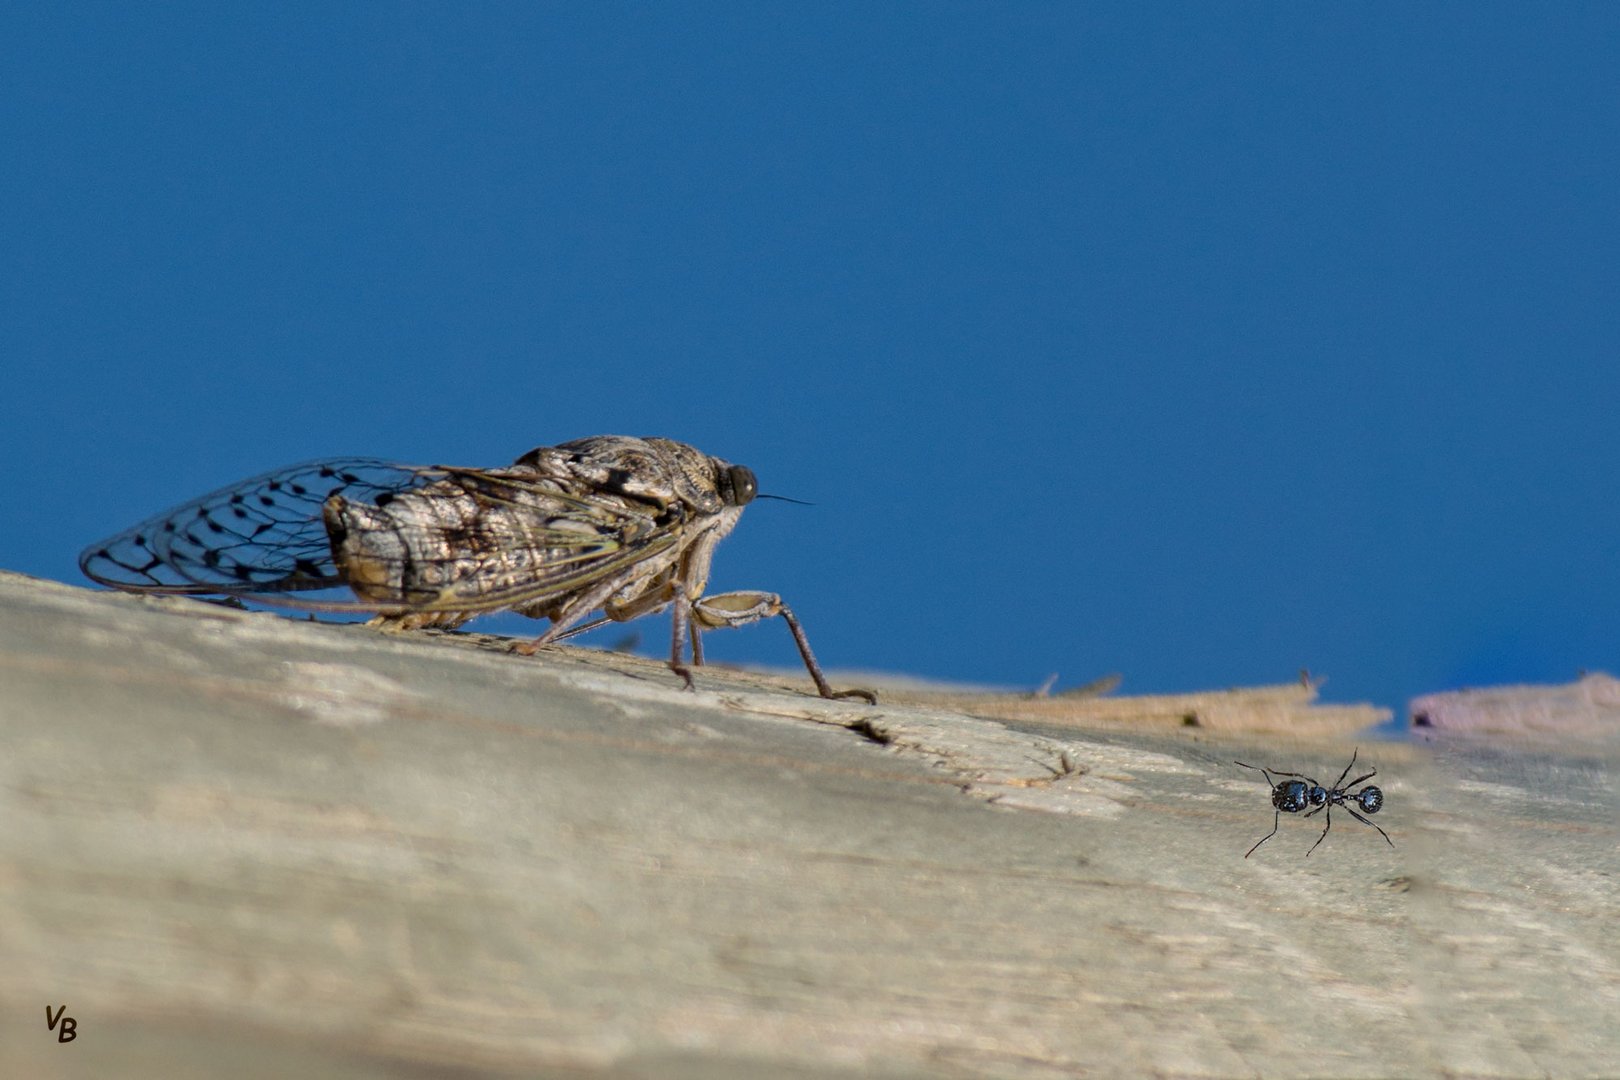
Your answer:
[1343,770,1377,789]
[1235,762,1284,789]
[1328,748,1360,790]
[1236,762,1322,790]
[1345,805,1394,847]
[1245,810,1281,858]
[1224,764,1289,790]
[1305,805,1334,856]
[1237,764,1315,780]
[1268,770,1321,789]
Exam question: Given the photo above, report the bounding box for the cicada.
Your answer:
[80,435,874,702]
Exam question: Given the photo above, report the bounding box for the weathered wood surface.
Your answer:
[0,570,1615,1078]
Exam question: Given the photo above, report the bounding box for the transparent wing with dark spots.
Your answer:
[79,459,447,603]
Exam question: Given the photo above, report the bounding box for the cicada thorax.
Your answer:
[510,436,752,614]
[516,435,733,516]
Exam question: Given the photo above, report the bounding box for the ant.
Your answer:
[1233,748,1392,858]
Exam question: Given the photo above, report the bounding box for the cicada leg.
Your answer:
[687,589,876,703]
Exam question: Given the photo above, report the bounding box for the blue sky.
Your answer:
[6,5,1618,718]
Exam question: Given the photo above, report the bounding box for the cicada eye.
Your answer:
[724,465,758,506]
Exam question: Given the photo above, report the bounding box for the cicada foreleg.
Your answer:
[684,589,876,703]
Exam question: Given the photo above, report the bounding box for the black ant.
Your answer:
[1233,748,1392,858]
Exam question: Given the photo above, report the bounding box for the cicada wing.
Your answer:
[82,458,689,619]
[79,458,450,607]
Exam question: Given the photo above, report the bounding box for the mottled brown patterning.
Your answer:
[80,436,873,701]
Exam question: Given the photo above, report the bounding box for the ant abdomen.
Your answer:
[1272,780,1313,814]
[1358,786,1384,814]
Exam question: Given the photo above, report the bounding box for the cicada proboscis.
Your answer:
[80,435,874,702]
